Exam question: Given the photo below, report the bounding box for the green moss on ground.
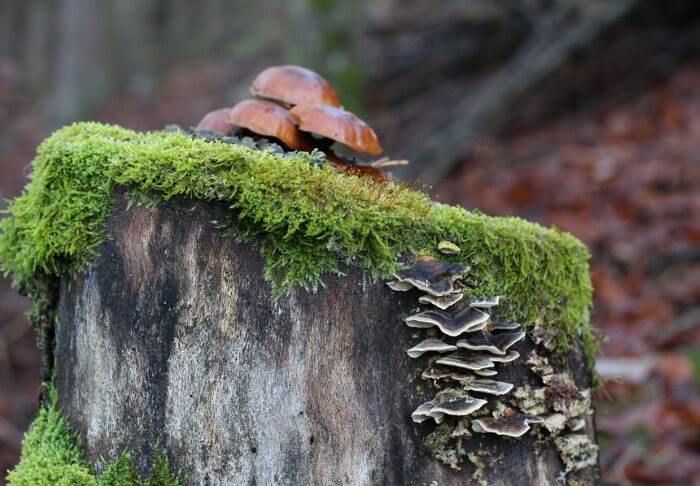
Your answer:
[0,122,595,360]
[5,388,180,485]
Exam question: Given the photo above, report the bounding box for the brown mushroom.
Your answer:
[196,108,235,134]
[228,99,310,151]
[251,65,341,108]
[290,104,383,155]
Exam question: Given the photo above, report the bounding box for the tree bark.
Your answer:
[53,192,600,485]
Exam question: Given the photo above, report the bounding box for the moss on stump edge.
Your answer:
[0,122,595,360]
[5,388,180,485]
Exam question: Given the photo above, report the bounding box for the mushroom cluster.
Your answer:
[391,254,597,473]
[386,254,533,439]
[193,65,406,179]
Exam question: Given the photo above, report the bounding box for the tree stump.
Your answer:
[54,193,600,485]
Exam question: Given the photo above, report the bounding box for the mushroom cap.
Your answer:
[473,368,499,377]
[422,364,471,382]
[406,338,457,358]
[488,322,521,332]
[411,389,487,424]
[228,99,310,151]
[386,279,413,292]
[405,307,489,337]
[195,108,234,134]
[472,414,535,438]
[251,65,341,108]
[456,330,525,355]
[472,349,520,363]
[290,104,383,155]
[418,291,464,310]
[463,379,514,396]
[394,256,467,297]
[435,351,496,371]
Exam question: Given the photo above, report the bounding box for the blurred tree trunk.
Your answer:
[47,0,112,125]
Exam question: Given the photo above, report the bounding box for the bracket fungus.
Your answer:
[434,351,497,372]
[228,99,310,151]
[290,103,383,156]
[195,107,234,135]
[473,368,498,377]
[407,338,458,358]
[385,279,413,292]
[393,256,467,296]
[405,307,489,337]
[411,389,487,424]
[418,292,464,310]
[487,322,522,332]
[471,414,542,438]
[456,329,525,355]
[462,379,514,396]
[250,65,341,108]
[422,364,473,382]
[386,255,584,470]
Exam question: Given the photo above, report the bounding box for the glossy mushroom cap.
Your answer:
[228,99,309,151]
[251,65,341,108]
[290,104,383,155]
[196,108,234,134]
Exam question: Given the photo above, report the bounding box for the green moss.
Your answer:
[0,122,595,362]
[5,388,181,485]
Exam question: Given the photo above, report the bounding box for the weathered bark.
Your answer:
[54,192,600,485]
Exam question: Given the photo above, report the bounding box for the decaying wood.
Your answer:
[53,192,599,484]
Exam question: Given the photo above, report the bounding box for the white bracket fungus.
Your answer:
[471,414,543,438]
[411,389,488,424]
[418,292,464,310]
[405,307,489,337]
[456,330,525,355]
[407,339,458,358]
[393,256,467,296]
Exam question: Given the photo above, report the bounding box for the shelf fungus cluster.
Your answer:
[388,255,597,478]
[387,255,527,463]
[190,65,408,180]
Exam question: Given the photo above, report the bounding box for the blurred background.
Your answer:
[1,0,699,483]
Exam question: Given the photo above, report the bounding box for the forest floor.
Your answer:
[1,60,699,483]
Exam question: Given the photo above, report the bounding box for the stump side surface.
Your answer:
[55,193,597,485]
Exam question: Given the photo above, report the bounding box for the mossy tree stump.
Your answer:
[1,124,599,484]
[52,193,599,485]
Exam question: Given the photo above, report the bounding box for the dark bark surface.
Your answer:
[54,192,599,485]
